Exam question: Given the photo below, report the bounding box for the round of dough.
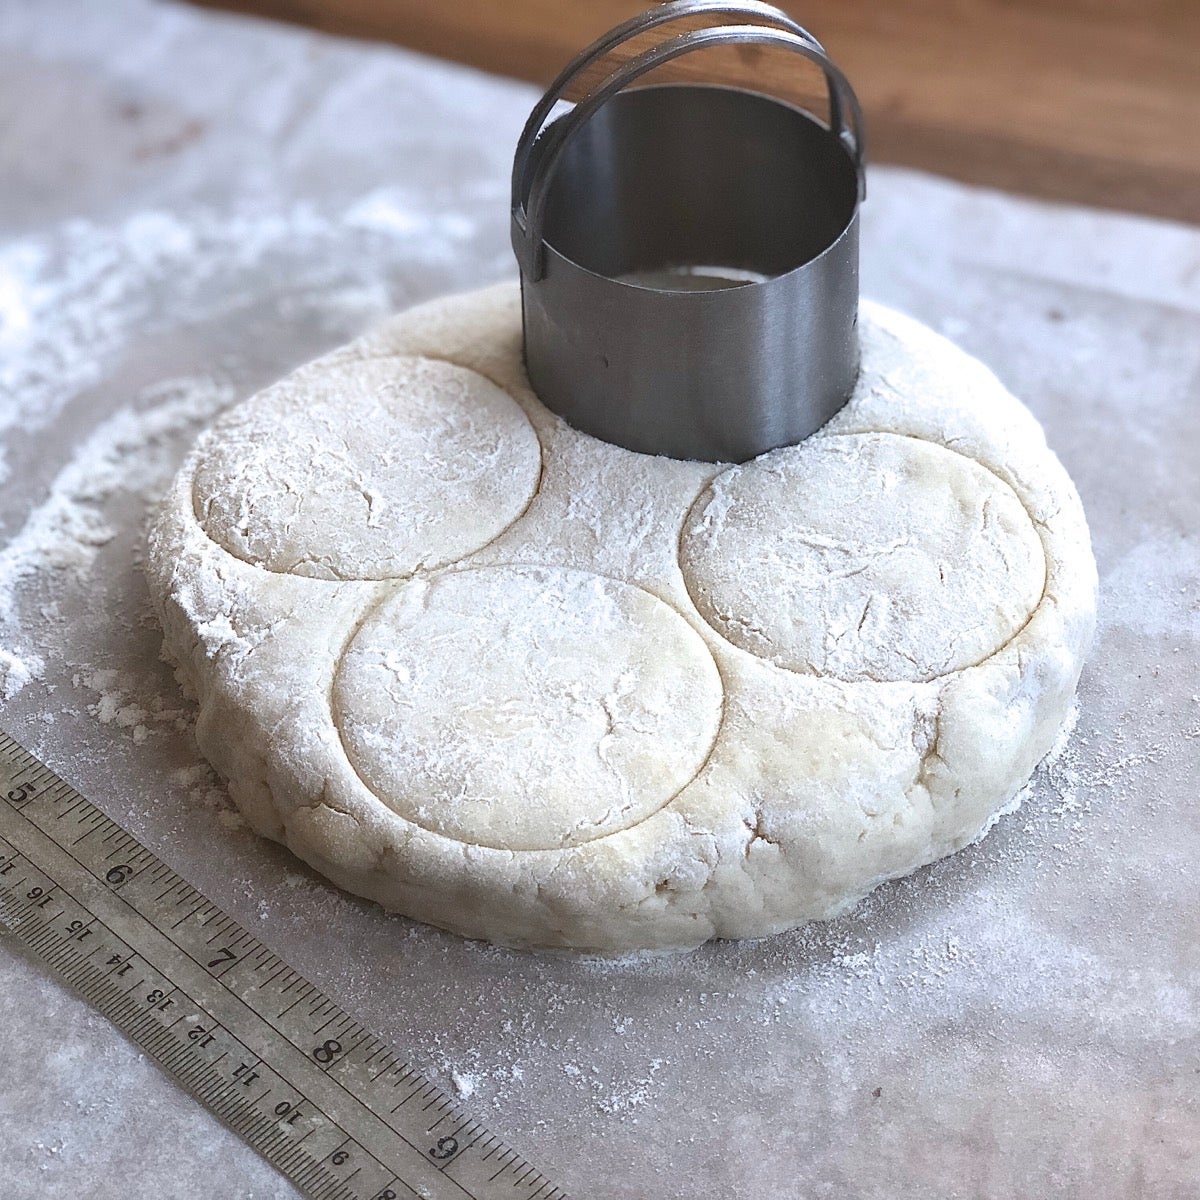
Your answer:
[147,285,1097,952]
[332,566,724,851]
[680,433,1046,683]
[193,356,541,580]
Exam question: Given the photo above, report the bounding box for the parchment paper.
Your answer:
[1,3,1197,1197]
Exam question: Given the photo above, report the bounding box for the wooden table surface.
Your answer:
[193,0,1200,226]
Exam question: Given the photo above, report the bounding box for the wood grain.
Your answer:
[191,0,1200,223]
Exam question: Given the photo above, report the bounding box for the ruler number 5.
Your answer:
[5,785,33,807]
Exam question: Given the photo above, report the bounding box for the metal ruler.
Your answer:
[0,731,565,1200]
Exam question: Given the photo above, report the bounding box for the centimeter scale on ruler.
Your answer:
[0,731,564,1200]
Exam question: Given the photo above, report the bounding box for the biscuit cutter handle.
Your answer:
[511,0,866,281]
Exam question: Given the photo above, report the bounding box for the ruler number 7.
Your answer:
[206,946,238,972]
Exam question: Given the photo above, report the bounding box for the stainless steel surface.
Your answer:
[0,734,563,1200]
[511,2,864,462]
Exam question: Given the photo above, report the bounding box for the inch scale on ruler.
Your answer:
[0,731,565,1200]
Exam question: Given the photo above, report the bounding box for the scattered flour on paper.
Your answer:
[0,375,234,703]
[0,376,235,620]
[450,1069,483,1101]
[68,667,193,746]
[0,647,43,700]
[165,760,247,832]
[0,190,446,706]
[0,198,420,463]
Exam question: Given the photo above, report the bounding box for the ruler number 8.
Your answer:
[312,1038,343,1065]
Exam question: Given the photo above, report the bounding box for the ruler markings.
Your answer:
[392,1085,423,1112]
[170,901,207,930]
[18,802,477,1187]
[70,821,101,846]
[0,733,562,1200]
[23,815,530,1196]
[312,1012,347,1038]
[14,882,421,1198]
[278,993,309,1018]
[54,796,84,821]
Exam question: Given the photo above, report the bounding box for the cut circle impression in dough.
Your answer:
[192,356,541,581]
[679,432,1046,683]
[333,564,724,852]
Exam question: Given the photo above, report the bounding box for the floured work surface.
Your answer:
[1,1,1197,1195]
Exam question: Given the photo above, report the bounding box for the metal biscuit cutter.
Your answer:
[511,0,866,463]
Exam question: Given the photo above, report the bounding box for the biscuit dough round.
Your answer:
[193,356,541,580]
[333,565,724,851]
[680,432,1046,683]
[147,283,1097,952]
